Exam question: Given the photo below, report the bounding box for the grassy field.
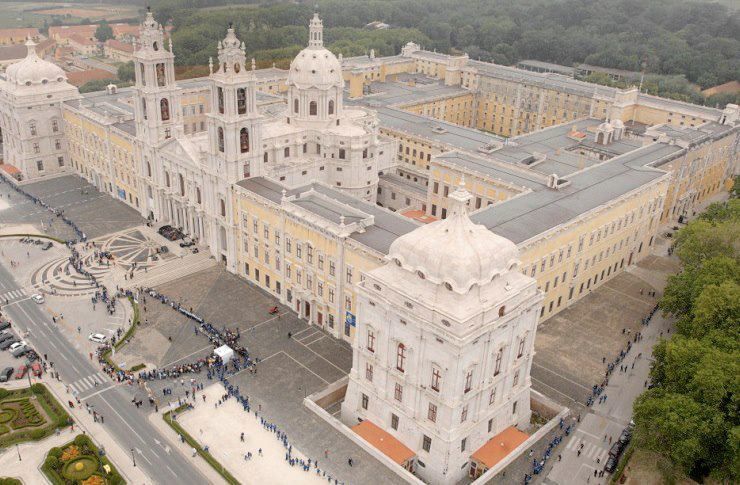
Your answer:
[0,2,139,29]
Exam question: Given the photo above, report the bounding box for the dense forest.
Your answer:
[634,192,739,483]
[149,0,739,105]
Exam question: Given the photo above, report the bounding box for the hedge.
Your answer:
[0,385,70,448]
[610,444,634,484]
[101,297,141,372]
[0,234,66,244]
[163,406,239,485]
[41,434,125,485]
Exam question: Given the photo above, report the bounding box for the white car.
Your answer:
[8,341,26,352]
[88,333,107,344]
[31,294,45,304]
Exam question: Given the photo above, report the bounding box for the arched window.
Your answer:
[293,99,299,114]
[263,152,268,164]
[309,101,317,116]
[165,172,170,187]
[234,63,240,73]
[28,121,37,136]
[51,119,59,133]
[240,128,249,153]
[146,161,151,178]
[196,187,201,204]
[498,306,506,317]
[153,41,159,51]
[217,88,224,114]
[217,127,224,152]
[139,63,145,86]
[156,63,166,87]
[396,344,406,372]
[328,100,334,115]
[142,99,147,120]
[160,98,170,121]
[220,199,226,217]
[179,173,185,196]
[284,147,290,158]
[237,88,246,115]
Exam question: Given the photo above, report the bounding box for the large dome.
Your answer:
[6,40,67,87]
[287,47,343,89]
[286,14,343,90]
[388,184,519,294]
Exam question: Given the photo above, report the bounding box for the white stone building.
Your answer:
[342,182,543,484]
[0,40,79,179]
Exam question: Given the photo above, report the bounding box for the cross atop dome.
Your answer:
[449,177,472,216]
[308,13,323,48]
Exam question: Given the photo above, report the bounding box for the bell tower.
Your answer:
[133,8,182,146]
[207,25,263,183]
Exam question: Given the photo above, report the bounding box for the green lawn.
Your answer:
[0,385,70,448]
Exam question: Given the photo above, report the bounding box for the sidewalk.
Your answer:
[27,372,152,484]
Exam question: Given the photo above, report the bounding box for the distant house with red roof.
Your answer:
[66,68,115,87]
[0,28,41,46]
[104,39,135,62]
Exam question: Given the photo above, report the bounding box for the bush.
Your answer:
[31,384,45,395]
[45,455,59,469]
[0,389,9,399]
[49,447,62,458]
[74,435,90,448]
[30,429,46,440]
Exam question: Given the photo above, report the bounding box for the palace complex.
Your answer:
[0,13,737,484]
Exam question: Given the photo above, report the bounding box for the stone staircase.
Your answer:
[133,250,217,288]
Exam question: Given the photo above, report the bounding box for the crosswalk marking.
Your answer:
[70,373,109,395]
[566,436,609,462]
[0,288,27,301]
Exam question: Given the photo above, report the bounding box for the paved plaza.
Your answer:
[177,383,330,485]
[530,257,674,408]
[116,264,401,484]
[0,174,143,240]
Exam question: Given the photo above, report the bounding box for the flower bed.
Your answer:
[42,434,125,485]
[0,385,69,447]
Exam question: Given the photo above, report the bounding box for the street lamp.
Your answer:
[130,448,136,467]
[16,444,21,461]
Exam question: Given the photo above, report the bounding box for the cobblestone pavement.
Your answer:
[531,262,666,408]
[0,174,143,240]
[117,264,402,485]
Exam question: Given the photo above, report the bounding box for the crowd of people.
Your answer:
[0,173,86,242]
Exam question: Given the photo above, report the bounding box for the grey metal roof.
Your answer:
[434,152,543,190]
[113,120,136,136]
[378,172,428,196]
[236,177,419,254]
[471,143,682,243]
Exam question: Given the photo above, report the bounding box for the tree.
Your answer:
[633,390,723,476]
[690,281,740,342]
[117,61,135,83]
[95,21,114,43]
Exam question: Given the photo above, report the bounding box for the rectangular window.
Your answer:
[461,405,468,423]
[427,403,437,422]
[394,383,403,402]
[367,330,375,353]
[329,260,336,276]
[431,368,441,392]
[422,435,432,452]
[365,363,373,381]
[361,393,368,410]
[489,386,496,405]
[464,369,473,393]
[494,348,503,376]
[391,414,399,430]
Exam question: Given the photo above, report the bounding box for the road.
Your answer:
[73,55,118,74]
[545,311,671,485]
[0,260,207,485]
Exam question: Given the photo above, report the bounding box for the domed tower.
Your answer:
[207,25,263,182]
[132,8,182,146]
[286,14,344,127]
[342,182,543,484]
[0,39,79,180]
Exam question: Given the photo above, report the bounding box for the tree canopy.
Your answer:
[95,20,114,43]
[637,195,740,482]
[151,0,739,102]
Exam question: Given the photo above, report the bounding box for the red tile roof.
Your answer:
[66,69,115,87]
[471,426,529,469]
[0,164,21,175]
[352,420,416,465]
[105,39,134,53]
[0,28,40,41]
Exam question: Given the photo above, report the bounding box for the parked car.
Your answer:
[8,341,26,353]
[0,339,17,350]
[157,225,174,236]
[603,455,618,473]
[42,241,53,250]
[11,346,29,358]
[0,367,13,382]
[179,237,195,248]
[31,294,45,304]
[31,362,42,377]
[618,428,632,444]
[609,441,625,458]
[88,333,107,344]
[14,365,27,379]
[0,321,11,331]
[0,332,13,344]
